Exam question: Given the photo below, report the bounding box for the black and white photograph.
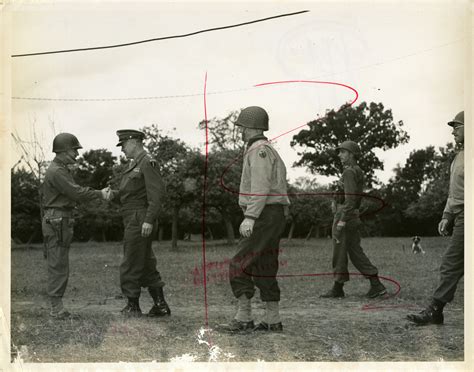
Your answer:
[2,1,471,370]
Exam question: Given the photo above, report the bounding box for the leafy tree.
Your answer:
[199,111,245,244]
[199,110,243,151]
[287,178,333,240]
[386,146,438,210]
[291,102,409,187]
[379,144,455,236]
[11,122,51,249]
[205,148,243,244]
[74,149,116,188]
[72,149,122,241]
[11,167,42,243]
[142,125,202,250]
[404,144,456,228]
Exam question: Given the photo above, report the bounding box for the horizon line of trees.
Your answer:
[11,102,457,248]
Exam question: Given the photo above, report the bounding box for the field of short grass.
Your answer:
[10,237,464,363]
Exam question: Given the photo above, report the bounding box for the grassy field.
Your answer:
[11,237,464,363]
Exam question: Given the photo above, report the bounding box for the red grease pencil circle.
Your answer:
[254,79,359,105]
[202,77,395,334]
[219,80,387,218]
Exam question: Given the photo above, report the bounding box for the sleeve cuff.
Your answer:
[144,216,156,224]
[442,211,454,221]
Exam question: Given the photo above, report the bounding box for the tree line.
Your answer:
[11,102,457,248]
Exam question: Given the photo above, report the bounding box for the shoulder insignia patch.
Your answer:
[150,159,157,168]
[258,149,267,158]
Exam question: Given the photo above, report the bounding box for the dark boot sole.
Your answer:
[217,327,254,334]
[216,321,255,333]
[406,315,444,325]
[253,322,283,332]
[147,312,171,317]
[366,289,387,299]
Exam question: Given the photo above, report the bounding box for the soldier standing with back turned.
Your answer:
[42,133,110,318]
[320,140,387,299]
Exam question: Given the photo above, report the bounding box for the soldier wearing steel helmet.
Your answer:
[218,106,290,333]
[41,133,111,319]
[107,129,170,318]
[407,111,465,325]
[320,140,387,299]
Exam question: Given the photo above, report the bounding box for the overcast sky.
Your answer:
[8,1,468,185]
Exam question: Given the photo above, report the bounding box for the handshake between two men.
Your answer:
[100,186,113,201]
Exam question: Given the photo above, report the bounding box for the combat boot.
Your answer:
[407,300,444,325]
[49,308,71,320]
[49,297,71,319]
[216,319,255,333]
[320,282,345,298]
[366,276,387,298]
[254,301,283,332]
[253,321,283,332]
[121,297,142,317]
[216,295,254,333]
[147,287,171,317]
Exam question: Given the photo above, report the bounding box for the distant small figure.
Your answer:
[411,236,425,254]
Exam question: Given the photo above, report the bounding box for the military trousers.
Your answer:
[331,216,378,283]
[42,209,74,301]
[229,205,286,302]
[433,210,464,304]
[120,209,164,299]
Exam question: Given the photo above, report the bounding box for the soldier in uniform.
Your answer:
[218,106,290,333]
[320,141,387,299]
[407,111,464,325]
[109,129,170,317]
[42,133,110,318]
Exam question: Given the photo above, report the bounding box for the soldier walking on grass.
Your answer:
[320,141,387,299]
[108,129,170,318]
[218,106,290,333]
[407,111,464,325]
[41,133,110,319]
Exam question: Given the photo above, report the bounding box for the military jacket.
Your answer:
[239,135,290,219]
[442,149,464,220]
[335,161,364,222]
[42,157,101,209]
[116,150,165,224]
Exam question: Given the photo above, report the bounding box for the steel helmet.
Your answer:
[447,111,464,127]
[336,140,360,156]
[52,133,83,153]
[234,106,269,130]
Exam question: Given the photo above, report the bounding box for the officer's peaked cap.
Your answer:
[116,129,146,146]
[447,111,464,127]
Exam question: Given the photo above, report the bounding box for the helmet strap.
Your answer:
[62,149,77,164]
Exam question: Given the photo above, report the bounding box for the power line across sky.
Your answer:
[11,38,462,103]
